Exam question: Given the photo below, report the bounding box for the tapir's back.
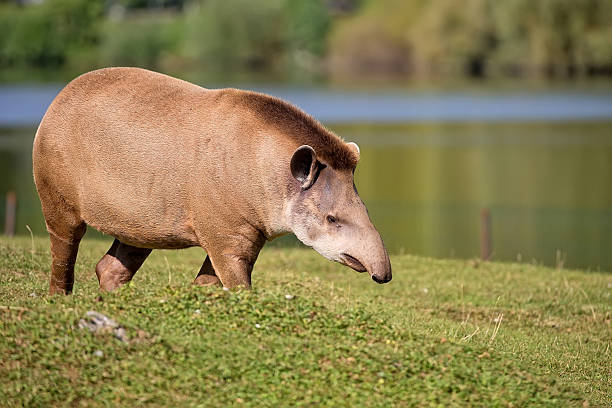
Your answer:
[33,68,237,248]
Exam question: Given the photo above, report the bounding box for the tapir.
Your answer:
[33,67,392,294]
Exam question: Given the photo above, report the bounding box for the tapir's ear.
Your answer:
[347,142,360,162]
[290,145,320,190]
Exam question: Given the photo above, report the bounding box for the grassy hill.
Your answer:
[0,236,610,406]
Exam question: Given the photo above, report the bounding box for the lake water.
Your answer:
[1,85,611,271]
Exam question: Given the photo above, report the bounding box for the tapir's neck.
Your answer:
[262,175,296,241]
[248,141,295,241]
[259,192,291,240]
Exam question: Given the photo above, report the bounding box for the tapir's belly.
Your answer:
[75,134,201,249]
[80,182,199,249]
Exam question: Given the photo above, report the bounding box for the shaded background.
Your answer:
[1,0,611,270]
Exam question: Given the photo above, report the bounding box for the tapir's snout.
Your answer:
[369,251,392,284]
[339,230,392,284]
[361,225,392,284]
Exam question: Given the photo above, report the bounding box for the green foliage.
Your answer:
[0,0,103,68]
[328,0,423,76]
[0,236,610,406]
[0,0,610,80]
[329,0,612,78]
[182,0,330,77]
[285,0,330,57]
[117,0,184,9]
[100,14,183,68]
[489,0,612,76]
[184,0,286,73]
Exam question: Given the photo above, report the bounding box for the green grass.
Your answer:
[0,236,610,407]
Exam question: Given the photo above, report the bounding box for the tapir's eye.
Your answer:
[326,215,337,224]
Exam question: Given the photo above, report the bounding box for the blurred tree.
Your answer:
[328,0,612,79]
[283,0,331,76]
[489,0,612,77]
[114,0,186,10]
[408,0,495,77]
[184,0,286,73]
[327,0,422,76]
[0,0,103,68]
[0,0,611,80]
[100,14,182,68]
[285,0,330,57]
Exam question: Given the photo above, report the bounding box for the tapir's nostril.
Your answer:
[372,274,390,284]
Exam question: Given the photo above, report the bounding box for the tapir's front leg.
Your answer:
[203,229,266,289]
[209,253,257,289]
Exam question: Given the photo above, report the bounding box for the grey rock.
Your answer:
[78,311,129,343]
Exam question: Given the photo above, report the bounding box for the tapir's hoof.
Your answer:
[194,275,222,287]
[49,285,72,296]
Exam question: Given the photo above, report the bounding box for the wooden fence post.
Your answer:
[4,191,16,237]
[480,208,492,260]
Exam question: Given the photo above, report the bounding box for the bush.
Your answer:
[328,0,612,79]
[0,0,103,68]
[1,0,610,80]
[183,0,286,73]
[285,0,330,57]
[488,0,612,76]
[100,14,183,68]
[327,0,420,77]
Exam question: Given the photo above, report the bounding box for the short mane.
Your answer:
[230,90,358,170]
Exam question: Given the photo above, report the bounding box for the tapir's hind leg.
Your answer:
[36,181,87,295]
[95,239,152,291]
[48,223,86,295]
[193,256,221,287]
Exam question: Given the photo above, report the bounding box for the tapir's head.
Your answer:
[285,143,392,284]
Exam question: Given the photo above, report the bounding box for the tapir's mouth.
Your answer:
[340,253,367,273]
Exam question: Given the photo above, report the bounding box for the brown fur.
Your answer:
[33,67,390,295]
[229,90,359,170]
